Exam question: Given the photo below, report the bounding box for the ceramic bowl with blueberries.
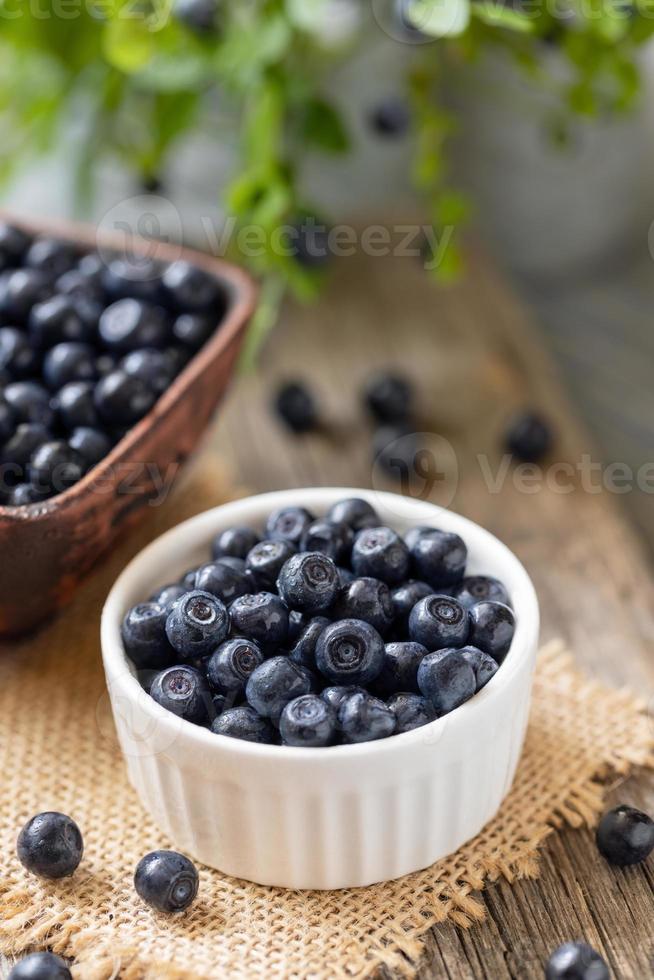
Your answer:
[0,215,256,635]
[102,487,539,889]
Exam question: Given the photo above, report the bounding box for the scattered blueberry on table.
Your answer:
[16,811,83,879]
[7,952,72,980]
[134,849,199,913]
[595,804,654,867]
[121,497,517,746]
[504,410,554,464]
[0,222,226,506]
[545,941,610,980]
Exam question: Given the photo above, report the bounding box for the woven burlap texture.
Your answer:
[0,461,652,980]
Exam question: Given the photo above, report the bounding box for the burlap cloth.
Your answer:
[0,461,652,980]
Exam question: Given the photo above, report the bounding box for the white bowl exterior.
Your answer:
[102,489,539,889]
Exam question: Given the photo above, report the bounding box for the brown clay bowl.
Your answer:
[0,213,257,636]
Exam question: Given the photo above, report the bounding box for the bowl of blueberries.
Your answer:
[0,215,256,635]
[102,487,539,889]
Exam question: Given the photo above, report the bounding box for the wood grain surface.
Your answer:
[3,247,654,978]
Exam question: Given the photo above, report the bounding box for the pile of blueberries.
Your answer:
[121,496,517,748]
[0,222,225,506]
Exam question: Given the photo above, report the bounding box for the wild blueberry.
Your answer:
[246,656,313,722]
[28,295,86,347]
[277,551,339,614]
[212,705,275,743]
[99,298,169,352]
[230,592,289,649]
[53,381,99,431]
[301,519,353,564]
[417,649,476,714]
[134,850,199,913]
[122,602,174,670]
[0,268,51,321]
[1,423,50,479]
[453,575,510,609]
[274,381,319,434]
[26,238,77,279]
[316,618,385,686]
[289,615,330,670]
[206,638,264,695]
[351,526,410,585]
[94,370,157,426]
[596,804,654,866]
[468,601,515,663]
[173,312,215,349]
[150,665,212,725]
[368,100,411,138]
[195,560,251,604]
[388,692,436,733]
[391,579,433,627]
[364,371,412,423]
[17,811,83,879]
[5,483,46,506]
[7,952,72,980]
[409,595,469,650]
[280,695,337,747]
[459,645,499,691]
[505,410,553,463]
[4,381,54,428]
[374,641,427,696]
[165,590,229,658]
[149,583,187,609]
[121,348,177,395]
[245,538,296,590]
[266,505,315,546]
[212,524,260,561]
[326,496,379,531]
[545,942,609,980]
[333,577,395,635]
[408,527,467,588]
[162,260,223,311]
[321,685,366,715]
[68,427,112,468]
[338,691,396,743]
[0,222,30,270]
[0,327,40,378]
[29,441,85,495]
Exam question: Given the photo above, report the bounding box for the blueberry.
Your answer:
[212,705,275,743]
[351,526,410,585]
[212,525,259,560]
[280,694,337,747]
[77,251,105,281]
[217,555,247,574]
[391,579,433,627]
[54,381,99,431]
[162,260,223,311]
[179,566,201,590]
[102,257,163,304]
[246,656,313,722]
[0,268,51,321]
[326,496,379,531]
[336,565,355,587]
[134,850,199,913]
[150,665,212,724]
[277,551,339,614]
[28,295,87,347]
[0,326,41,379]
[0,222,30,270]
[43,342,96,390]
[338,691,396,743]
[408,527,467,588]
[68,427,112,467]
[374,641,427,696]
[5,483,46,506]
[289,615,330,670]
[122,602,174,670]
[372,424,423,480]
[333,577,395,635]
[265,505,315,546]
[301,519,353,563]
[121,348,177,395]
[545,942,609,980]
[368,100,411,138]
[230,592,289,649]
[274,381,319,434]
[95,352,119,377]
[165,590,229,658]
[26,238,77,279]
[56,267,104,303]
[94,370,157,426]
[194,560,251,604]
[207,638,264,695]
[417,649,476,714]
[0,394,16,443]
[468,601,515,663]
[321,685,366,715]
[459,645,499,691]
[7,952,72,980]
[245,538,296,590]
[173,312,215,349]
[364,371,412,423]
[453,575,510,609]
[409,595,469,649]
[316,618,385,686]
[29,441,85,495]
[17,811,83,879]
[4,381,54,428]
[596,804,654,866]
[505,411,553,463]
[99,299,169,352]
[149,583,187,609]
[287,221,332,269]
[388,692,435,733]
[0,423,50,479]
[288,608,307,644]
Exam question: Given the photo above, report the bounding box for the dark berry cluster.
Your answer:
[122,497,517,748]
[0,222,225,506]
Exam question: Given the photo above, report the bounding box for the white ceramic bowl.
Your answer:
[101,488,539,890]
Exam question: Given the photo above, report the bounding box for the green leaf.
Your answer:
[300,97,350,154]
[407,0,470,37]
[471,1,535,33]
